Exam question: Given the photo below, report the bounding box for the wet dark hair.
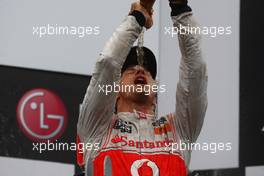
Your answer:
[121,46,157,79]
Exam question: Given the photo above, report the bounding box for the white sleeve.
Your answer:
[77,16,143,146]
[171,12,208,144]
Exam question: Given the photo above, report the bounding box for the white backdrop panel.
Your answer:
[0,156,74,176]
[0,0,159,75]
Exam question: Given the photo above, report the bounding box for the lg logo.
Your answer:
[17,88,68,142]
[131,159,159,176]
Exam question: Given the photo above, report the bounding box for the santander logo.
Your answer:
[111,135,173,149]
[17,88,68,142]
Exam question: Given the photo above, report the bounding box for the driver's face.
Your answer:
[121,65,154,87]
[117,65,156,110]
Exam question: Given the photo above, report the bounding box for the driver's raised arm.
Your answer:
[77,2,154,146]
[169,0,208,144]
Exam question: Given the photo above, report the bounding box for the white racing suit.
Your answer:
[77,11,208,176]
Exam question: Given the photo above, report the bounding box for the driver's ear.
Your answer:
[116,94,120,101]
[115,94,121,114]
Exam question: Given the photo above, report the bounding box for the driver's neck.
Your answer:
[117,98,154,115]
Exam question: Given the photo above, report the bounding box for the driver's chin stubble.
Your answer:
[131,90,154,105]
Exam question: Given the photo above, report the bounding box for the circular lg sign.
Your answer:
[17,88,68,142]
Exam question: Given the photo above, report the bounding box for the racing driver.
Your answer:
[77,0,208,175]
